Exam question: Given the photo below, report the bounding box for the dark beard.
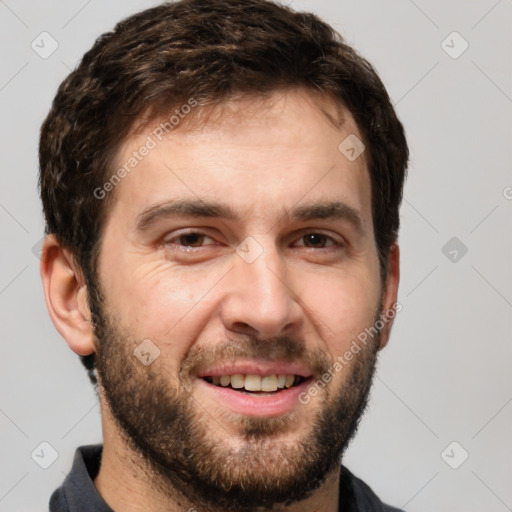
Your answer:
[90,286,380,512]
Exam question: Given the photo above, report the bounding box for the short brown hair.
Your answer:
[39,0,408,383]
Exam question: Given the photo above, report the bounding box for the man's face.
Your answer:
[92,89,388,509]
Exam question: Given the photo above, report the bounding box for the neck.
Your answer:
[94,400,341,512]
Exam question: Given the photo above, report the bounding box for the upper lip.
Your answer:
[196,360,313,378]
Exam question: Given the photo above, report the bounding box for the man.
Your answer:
[39,0,408,510]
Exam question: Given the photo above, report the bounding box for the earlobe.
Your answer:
[378,243,400,350]
[40,235,96,356]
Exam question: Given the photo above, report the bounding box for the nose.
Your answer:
[220,243,303,339]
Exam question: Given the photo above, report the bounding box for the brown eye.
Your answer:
[178,233,206,247]
[298,233,335,248]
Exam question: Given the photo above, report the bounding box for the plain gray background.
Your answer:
[1,1,511,510]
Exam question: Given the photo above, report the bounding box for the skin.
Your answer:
[41,88,400,512]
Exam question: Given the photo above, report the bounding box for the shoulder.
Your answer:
[49,445,111,512]
[340,465,405,512]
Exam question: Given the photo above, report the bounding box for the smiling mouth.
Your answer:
[202,374,307,395]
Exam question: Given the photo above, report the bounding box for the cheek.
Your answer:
[292,268,381,356]
[103,258,229,355]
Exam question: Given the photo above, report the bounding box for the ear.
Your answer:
[40,234,95,356]
[378,243,400,350]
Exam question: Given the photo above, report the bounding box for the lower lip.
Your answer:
[196,378,312,417]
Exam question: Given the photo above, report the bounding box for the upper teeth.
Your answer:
[210,374,296,392]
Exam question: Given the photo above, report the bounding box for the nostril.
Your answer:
[228,322,259,337]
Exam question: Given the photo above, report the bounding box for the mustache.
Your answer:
[179,334,333,379]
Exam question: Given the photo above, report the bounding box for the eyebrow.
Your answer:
[135,198,366,235]
[135,199,237,232]
[291,201,366,234]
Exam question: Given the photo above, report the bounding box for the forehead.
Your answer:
[106,88,373,232]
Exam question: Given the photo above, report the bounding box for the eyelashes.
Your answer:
[164,230,343,253]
